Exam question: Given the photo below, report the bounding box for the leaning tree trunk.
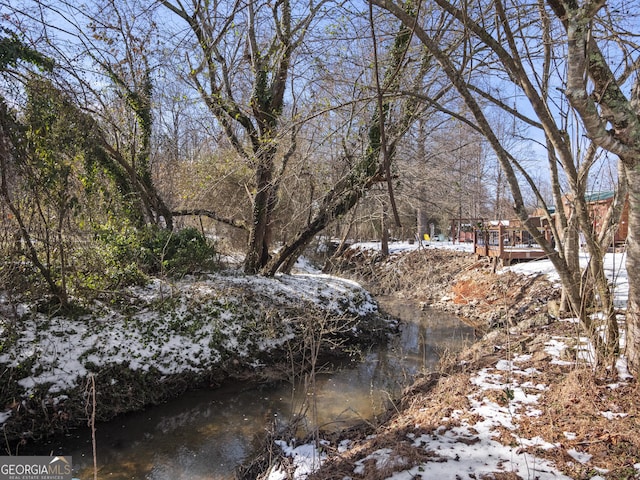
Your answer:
[0,102,67,306]
[263,15,420,276]
[263,187,364,276]
[625,164,640,372]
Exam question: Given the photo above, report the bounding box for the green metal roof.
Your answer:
[584,191,615,203]
[545,191,616,214]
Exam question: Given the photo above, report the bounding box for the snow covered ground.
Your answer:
[351,239,629,310]
[1,240,635,479]
[0,270,380,432]
[266,241,637,480]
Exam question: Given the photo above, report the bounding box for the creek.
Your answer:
[32,298,474,479]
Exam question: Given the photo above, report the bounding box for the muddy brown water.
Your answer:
[30,299,473,479]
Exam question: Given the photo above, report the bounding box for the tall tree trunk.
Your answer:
[245,154,275,274]
[162,0,301,274]
[417,208,428,243]
[380,200,390,257]
[625,164,640,371]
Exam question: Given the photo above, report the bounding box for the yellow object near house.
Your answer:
[423,234,430,241]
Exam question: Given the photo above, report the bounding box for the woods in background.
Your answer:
[1,0,638,373]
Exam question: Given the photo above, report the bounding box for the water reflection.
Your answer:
[61,384,293,479]
[33,301,473,479]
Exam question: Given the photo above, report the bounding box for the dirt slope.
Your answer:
[331,246,560,332]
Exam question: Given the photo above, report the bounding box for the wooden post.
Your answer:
[417,208,428,242]
[484,229,489,257]
[473,226,478,257]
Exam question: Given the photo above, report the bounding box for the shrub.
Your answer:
[87,223,218,290]
[138,226,219,276]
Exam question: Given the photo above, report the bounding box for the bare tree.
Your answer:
[373,0,627,363]
[160,0,329,273]
[544,0,640,373]
[263,6,456,274]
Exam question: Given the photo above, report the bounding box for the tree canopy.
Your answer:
[1,0,638,372]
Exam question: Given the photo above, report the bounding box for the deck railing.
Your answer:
[473,223,550,264]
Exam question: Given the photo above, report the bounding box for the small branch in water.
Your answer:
[85,374,98,480]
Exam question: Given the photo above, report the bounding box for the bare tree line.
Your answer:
[1,0,639,373]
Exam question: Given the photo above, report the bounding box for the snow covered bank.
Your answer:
[0,271,390,443]
[273,326,638,480]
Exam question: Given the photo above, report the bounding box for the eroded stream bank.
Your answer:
[26,299,473,480]
[1,272,388,445]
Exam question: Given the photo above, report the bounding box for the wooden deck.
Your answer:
[473,222,549,266]
[474,244,548,265]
